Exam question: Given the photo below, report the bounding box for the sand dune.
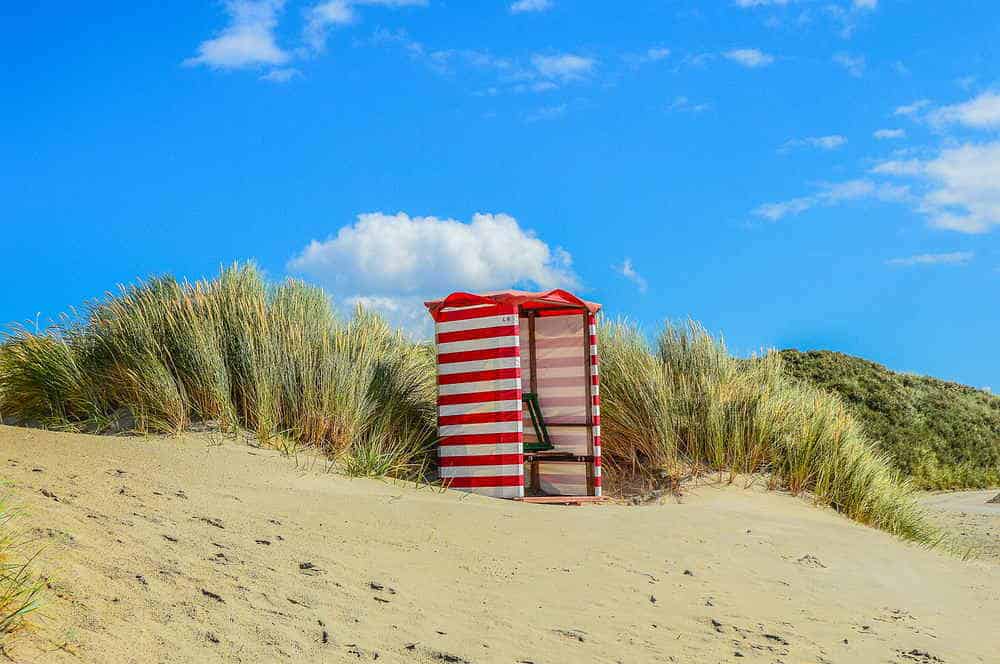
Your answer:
[2,425,998,663]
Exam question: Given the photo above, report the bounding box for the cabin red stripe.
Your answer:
[435,305,510,323]
[438,432,522,446]
[439,410,522,426]
[437,325,519,344]
[445,475,525,488]
[437,454,524,467]
[438,389,521,406]
[438,368,520,385]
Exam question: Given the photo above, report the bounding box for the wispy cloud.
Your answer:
[779,135,847,152]
[304,0,428,53]
[525,104,567,123]
[873,128,906,140]
[510,0,553,13]
[886,252,973,267]
[753,179,910,221]
[668,96,711,113]
[259,67,302,82]
[723,48,775,68]
[894,99,931,116]
[184,0,290,69]
[928,91,1000,130]
[617,259,648,292]
[832,52,865,77]
[531,53,596,81]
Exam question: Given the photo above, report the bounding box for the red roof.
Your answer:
[424,289,600,321]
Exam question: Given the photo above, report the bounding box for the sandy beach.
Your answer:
[2,424,998,663]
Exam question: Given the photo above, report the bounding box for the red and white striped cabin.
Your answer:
[425,290,602,500]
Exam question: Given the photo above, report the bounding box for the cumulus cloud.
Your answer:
[832,53,865,77]
[753,179,910,221]
[510,0,553,13]
[304,0,427,52]
[874,128,906,140]
[872,142,1000,233]
[886,252,973,267]
[779,135,847,152]
[531,53,596,81]
[288,212,578,332]
[928,91,1000,130]
[723,48,775,68]
[184,0,290,69]
[617,259,648,292]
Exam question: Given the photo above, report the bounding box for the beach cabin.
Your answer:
[425,290,602,502]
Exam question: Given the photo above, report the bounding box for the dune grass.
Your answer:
[0,499,44,644]
[598,319,940,546]
[0,264,437,478]
[0,266,939,545]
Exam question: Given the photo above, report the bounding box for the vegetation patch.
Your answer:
[0,499,44,645]
[780,350,1000,490]
[0,266,942,546]
[598,320,939,546]
[0,264,437,478]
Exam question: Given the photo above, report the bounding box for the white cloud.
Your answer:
[873,128,906,140]
[832,52,865,77]
[753,179,910,221]
[723,48,775,68]
[853,0,877,9]
[525,104,567,122]
[184,0,290,69]
[873,142,1000,233]
[510,0,553,13]
[734,0,790,6]
[304,0,427,53]
[644,47,671,62]
[870,158,923,176]
[260,67,302,82]
[886,252,973,267]
[894,99,931,116]
[780,135,847,152]
[668,96,711,113]
[617,259,648,292]
[928,91,1000,130]
[531,53,596,81]
[288,212,578,331]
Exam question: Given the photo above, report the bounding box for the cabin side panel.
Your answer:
[435,303,524,499]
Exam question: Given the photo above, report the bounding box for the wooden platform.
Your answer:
[514,495,607,506]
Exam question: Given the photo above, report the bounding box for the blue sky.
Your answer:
[2,1,999,389]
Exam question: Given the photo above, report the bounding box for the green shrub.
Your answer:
[780,350,1000,490]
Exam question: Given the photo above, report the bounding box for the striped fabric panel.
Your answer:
[436,303,524,499]
[588,313,602,496]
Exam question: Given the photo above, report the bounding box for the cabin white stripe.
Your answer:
[436,314,517,334]
[437,336,520,354]
[438,443,522,457]
[438,378,522,396]
[439,400,521,417]
[438,421,523,437]
[439,465,524,478]
[438,356,520,375]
